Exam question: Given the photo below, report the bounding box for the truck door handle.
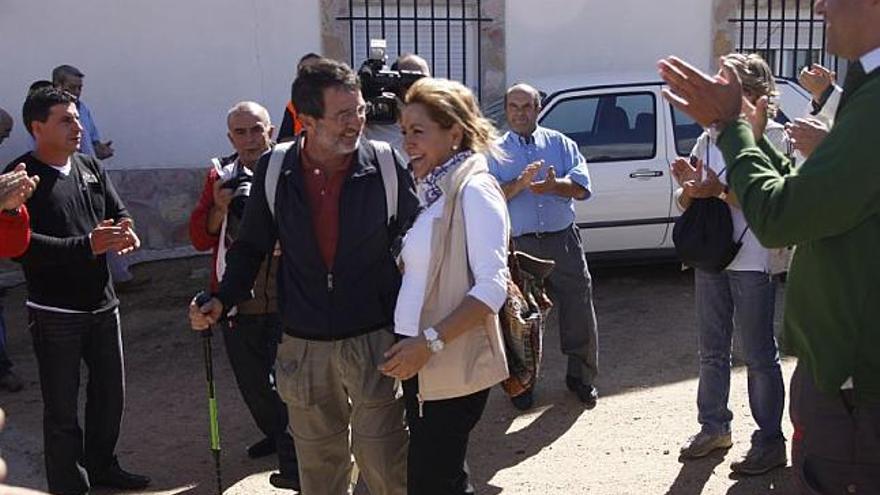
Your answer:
[629,170,664,179]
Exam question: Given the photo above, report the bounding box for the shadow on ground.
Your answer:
[0,258,793,494]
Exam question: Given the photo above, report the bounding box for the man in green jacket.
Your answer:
[657,0,879,492]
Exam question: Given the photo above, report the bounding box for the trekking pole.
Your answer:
[195,291,223,495]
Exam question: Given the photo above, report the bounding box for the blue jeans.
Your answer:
[695,269,785,443]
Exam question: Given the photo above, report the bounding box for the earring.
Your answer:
[452,144,459,151]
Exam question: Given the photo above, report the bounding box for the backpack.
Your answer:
[263,136,398,225]
[672,134,749,273]
[499,243,555,398]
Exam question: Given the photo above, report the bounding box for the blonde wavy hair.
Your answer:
[722,52,779,118]
[404,77,503,158]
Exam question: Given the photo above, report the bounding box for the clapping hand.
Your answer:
[115,217,140,255]
[670,157,701,187]
[89,218,140,256]
[517,160,542,185]
[671,157,723,199]
[741,96,770,142]
[786,118,829,158]
[798,64,836,102]
[658,56,744,130]
[0,164,40,211]
[529,165,558,195]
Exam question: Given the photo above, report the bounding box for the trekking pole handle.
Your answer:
[194,291,216,338]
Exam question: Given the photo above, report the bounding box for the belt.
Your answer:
[516,226,570,239]
[282,322,392,341]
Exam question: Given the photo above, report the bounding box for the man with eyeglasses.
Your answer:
[189,58,419,494]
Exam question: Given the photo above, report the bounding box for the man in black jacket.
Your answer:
[190,59,419,494]
[4,88,150,495]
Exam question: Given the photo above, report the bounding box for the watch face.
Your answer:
[429,339,444,353]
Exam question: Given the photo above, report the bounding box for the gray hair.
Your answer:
[504,83,542,108]
[226,101,271,127]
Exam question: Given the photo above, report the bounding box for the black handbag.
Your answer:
[672,196,747,273]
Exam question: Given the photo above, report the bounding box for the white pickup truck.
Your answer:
[532,73,811,263]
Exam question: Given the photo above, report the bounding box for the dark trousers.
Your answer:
[790,362,880,494]
[403,378,490,495]
[223,313,297,474]
[514,225,599,384]
[29,307,125,495]
[0,291,13,374]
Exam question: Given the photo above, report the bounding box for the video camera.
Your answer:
[358,39,427,125]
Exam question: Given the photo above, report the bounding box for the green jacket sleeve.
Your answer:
[716,87,879,248]
[758,126,795,177]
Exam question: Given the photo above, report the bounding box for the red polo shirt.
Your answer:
[301,147,353,269]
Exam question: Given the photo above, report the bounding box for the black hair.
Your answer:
[22,87,76,136]
[297,52,321,68]
[51,65,84,85]
[28,80,53,94]
[291,59,360,119]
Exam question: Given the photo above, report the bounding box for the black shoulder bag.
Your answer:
[672,142,748,272]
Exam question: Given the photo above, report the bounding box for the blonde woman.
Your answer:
[671,53,788,475]
[378,78,510,494]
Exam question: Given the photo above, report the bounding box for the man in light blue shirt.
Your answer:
[52,65,114,160]
[489,83,599,411]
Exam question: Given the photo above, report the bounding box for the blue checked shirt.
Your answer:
[488,126,592,237]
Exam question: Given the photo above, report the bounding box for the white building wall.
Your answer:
[506,0,714,85]
[0,0,322,169]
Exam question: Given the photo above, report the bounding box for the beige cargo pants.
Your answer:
[275,329,407,495]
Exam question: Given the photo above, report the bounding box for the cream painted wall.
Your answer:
[0,1,715,168]
[505,0,714,86]
[0,0,321,169]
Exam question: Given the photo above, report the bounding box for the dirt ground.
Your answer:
[0,257,796,494]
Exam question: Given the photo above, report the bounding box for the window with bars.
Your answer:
[337,0,492,100]
[728,0,846,79]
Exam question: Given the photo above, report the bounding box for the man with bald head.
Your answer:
[189,101,300,490]
[489,83,599,412]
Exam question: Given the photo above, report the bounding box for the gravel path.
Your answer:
[0,258,795,494]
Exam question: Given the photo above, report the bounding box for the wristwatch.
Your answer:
[423,327,444,354]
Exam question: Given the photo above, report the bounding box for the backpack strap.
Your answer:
[210,157,223,174]
[370,140,398,226]
[265,140,298,218]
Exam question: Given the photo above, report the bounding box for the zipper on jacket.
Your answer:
[417,393,424,418]
[327,272,334,292]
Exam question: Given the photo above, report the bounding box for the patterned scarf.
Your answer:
[418,150,474,209]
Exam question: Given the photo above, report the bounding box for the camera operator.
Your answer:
[188,101,299,490]
[362,52,431,160]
